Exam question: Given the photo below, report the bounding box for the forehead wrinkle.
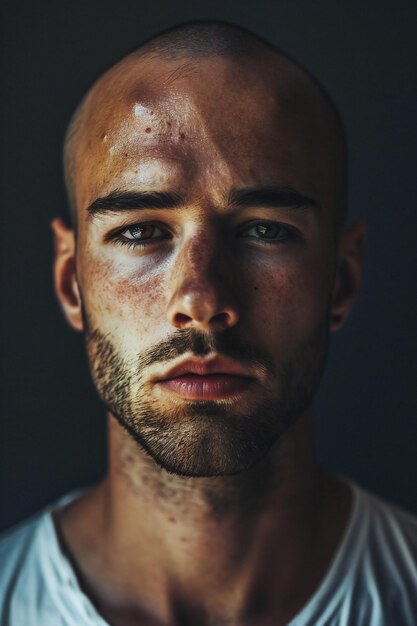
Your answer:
[147,60,199,89]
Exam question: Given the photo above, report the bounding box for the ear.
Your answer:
[330,220,366,332]
[51,218,83,332]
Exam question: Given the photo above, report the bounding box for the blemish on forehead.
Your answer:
[91,93,195,167]
[133,103,151,117]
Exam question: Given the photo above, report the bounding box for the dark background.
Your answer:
[1,0,416,532]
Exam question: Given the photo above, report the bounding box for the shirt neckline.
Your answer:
[43,480,362,626]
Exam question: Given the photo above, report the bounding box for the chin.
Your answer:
[114,407,288,478]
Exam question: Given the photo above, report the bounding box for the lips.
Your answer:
[155,358,255,400]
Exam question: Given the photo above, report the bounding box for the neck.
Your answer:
[57,413,351,626]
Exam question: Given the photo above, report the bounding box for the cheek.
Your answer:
[79,253,167,341]
[243,254,332,343]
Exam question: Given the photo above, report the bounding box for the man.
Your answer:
[0,20,416,626]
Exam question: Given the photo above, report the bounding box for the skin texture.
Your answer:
[51,31,365,626]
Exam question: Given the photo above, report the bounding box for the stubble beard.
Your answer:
[83,314,330,478]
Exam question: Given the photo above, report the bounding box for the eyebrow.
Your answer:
[227,186,319,210]
[87,190,184,219]
[86,185,319,220]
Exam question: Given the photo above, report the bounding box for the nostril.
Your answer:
[174,313,192,326]
[210,311,238,328]
[212,312,231,325]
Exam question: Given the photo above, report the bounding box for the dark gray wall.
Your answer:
[1,0,416,531]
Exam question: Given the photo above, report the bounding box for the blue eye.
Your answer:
[239,221,293,243]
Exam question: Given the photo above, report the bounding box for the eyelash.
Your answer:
[238,222,295,245]
[110,223,171,250]
[110,221,297,250]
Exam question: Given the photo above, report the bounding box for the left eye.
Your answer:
[239,222,291,242]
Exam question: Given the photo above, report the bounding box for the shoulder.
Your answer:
[0,489,83,587]
[0,490,90,626]
[0,509,51,620]
[290,481,417,626]
[356,485,417,563]
[348,484,417,622]
[0,509,48,577]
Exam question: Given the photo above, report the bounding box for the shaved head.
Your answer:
[132,20,281,60]
[63,20,347,231]
[54,20,366,480]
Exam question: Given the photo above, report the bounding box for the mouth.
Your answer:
[154,358,256,400]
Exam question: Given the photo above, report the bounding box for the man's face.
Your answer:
[65,56,344,476]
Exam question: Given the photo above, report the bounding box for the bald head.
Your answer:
[64,21,347,231]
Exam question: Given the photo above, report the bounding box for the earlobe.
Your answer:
[50,218,83,332]
[330,220,366,332]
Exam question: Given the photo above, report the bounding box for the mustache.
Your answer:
[81,305,274,375]
[136,327,274,374]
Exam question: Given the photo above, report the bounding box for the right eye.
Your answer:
[106,222,172,249]
[111,222,171,249]
[123,224,164,241]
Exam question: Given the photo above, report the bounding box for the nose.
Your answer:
[166,233,240,332]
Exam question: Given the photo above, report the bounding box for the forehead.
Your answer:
[73,55,341,218]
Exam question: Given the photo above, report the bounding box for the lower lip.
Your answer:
[158,374,254,400]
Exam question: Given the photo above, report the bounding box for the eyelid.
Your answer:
[237,219,298,237]
[123,223,165,240]
[104,218,300,251]
[104,220,172,242]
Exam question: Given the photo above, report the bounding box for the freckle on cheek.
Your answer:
[145,127,152,133]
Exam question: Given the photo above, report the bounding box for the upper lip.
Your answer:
[156,357,254,381]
